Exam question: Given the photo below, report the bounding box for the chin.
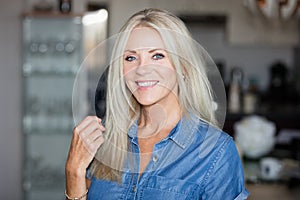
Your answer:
[136,99,157,106]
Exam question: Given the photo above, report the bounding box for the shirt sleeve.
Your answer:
[201,137,249,200]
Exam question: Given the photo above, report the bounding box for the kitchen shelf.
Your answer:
[22,14,86,200]
[224,109,300,137]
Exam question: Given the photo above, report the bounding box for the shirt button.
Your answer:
[133,186,137,192]
[152,155,158,162]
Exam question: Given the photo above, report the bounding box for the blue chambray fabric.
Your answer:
[87,114,249,200]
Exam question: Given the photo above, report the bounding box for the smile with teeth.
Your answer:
[136,80,159,88]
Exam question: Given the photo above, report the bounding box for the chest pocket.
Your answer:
[139,175,201,200]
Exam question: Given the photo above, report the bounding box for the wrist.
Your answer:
[65,167,87,198]
[65,189,88,200]
[65,163,86,178]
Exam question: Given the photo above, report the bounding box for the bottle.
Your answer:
[59,0,72,13]
[243,77,258,114]
[228,67,243,113]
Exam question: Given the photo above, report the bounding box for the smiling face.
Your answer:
[123,27,178,107]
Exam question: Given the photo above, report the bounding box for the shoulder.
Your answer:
[193,119,241,169]
[190,117,242,176]
[192,117,234,157]
[191,119,248,199]
[180,115,239,169]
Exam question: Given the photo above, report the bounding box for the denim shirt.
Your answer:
[87,115,249,200]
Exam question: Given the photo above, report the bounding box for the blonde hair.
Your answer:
[90,8,217,181]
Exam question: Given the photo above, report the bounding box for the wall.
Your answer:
[188,24,294,90]
[0,0,23,199]
[107,0,299,46]
[108,0,231,35]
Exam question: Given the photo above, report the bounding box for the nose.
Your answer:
[135,53,152,75]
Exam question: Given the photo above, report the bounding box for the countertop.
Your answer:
[246,183,300,200]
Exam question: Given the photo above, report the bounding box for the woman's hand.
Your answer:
[65,116,105,199]
[66,116,105,176]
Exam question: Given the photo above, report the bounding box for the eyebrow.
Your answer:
[124,48,166,54]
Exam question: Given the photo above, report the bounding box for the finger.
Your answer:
[93,135,105,149]
[99,124,106,132]
[85,132,105,154]
[79,120,102,138]
[76,116,99,132]
[96,117,106,131]
[86,129,103,144]
[80,126,103,151]
[97,117,102,124]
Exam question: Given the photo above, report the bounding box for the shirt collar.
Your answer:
[127,113,200,149]
[168,113,199,149]
[128,120,138,138]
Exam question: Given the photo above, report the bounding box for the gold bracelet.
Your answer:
[65,189,88,200]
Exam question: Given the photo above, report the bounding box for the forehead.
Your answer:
[125,27,165,51]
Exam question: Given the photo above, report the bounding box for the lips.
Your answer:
[135,80,159,88]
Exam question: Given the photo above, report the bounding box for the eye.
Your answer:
[125,55,137,62]
[152,53,165,60]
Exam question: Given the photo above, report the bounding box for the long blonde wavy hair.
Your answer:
[90,8,217,182]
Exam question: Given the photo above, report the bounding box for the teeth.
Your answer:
[137,81,157,87]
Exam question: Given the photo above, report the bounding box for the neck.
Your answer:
[138,100,182,138]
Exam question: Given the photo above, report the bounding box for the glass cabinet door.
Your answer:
[22,14,84,200]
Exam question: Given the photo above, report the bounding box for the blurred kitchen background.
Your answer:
[1,0,300,199]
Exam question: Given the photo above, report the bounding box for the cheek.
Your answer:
[123,62,137,77]
[123,63,130,76]
[162,68,178,89]
[163,55,175,70]
[123,64,134,83]
[123,68,136,90]
[160,64,176,79]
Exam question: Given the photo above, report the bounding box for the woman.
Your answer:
[65,8,249,200]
